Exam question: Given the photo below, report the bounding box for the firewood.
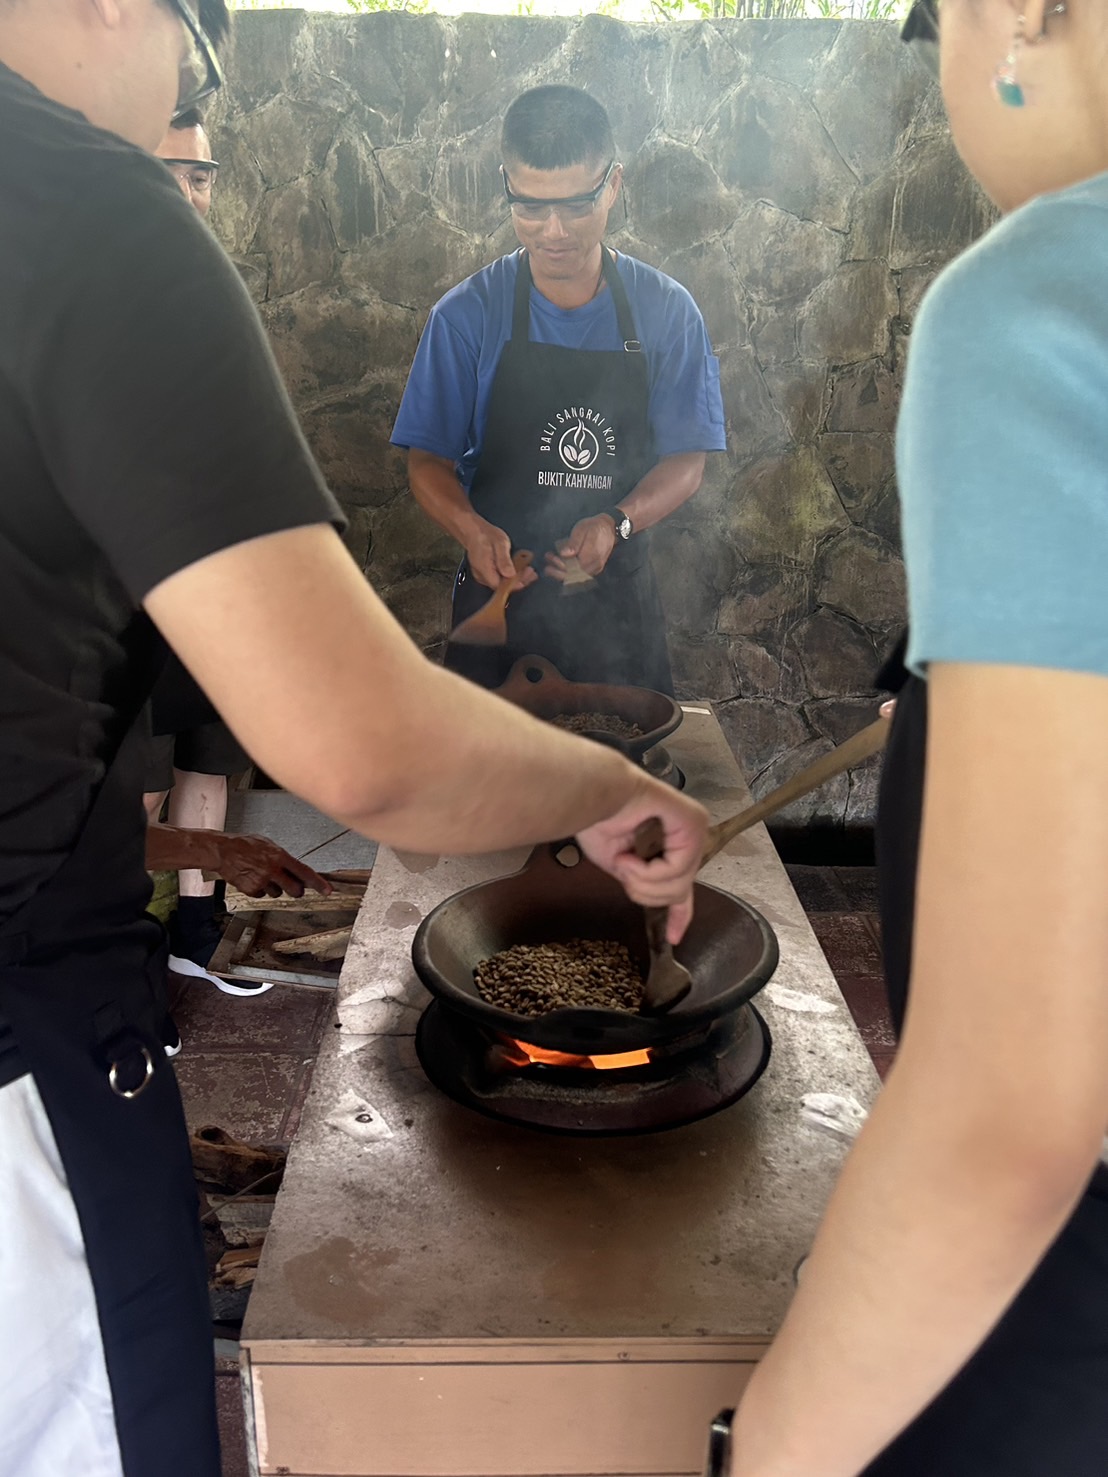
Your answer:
[190,1125,286,1194]
[197,1185,228,1277]
[223,884,363,913]
[213,1244,261,1289]
[270,925,353,962]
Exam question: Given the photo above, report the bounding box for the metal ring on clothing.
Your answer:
[109,1045,155,1100]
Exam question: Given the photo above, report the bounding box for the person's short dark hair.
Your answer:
[171,106,206,132]
[198,0,231,50]
[501,86,615,173]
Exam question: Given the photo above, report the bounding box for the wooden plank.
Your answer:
[225,886,363,913]
[250,1356,758,1476]
[208,908,359,990]
[271,926,352,962]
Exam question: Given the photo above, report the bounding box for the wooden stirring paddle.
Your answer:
[633,716,890,1013]
[699,717,889,866]
[634,816,693,1013]
[448,550,533,647]
[559,553,595,595]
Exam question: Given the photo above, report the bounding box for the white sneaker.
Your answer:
[167,955,275,997]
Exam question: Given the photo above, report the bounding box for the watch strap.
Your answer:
[606,507,633,539]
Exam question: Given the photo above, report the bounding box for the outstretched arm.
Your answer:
[144,523,708,936]
[145,826,332,899]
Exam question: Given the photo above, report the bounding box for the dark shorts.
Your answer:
[862,1166,1108,1476]
[143,722,248,794]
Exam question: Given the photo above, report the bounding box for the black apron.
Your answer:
[444,248,674,694]
[862,637,1108,1475]
[0,636,220,1477]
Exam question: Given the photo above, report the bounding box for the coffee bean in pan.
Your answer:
[474,939,644,1015]
[550,712,645,740]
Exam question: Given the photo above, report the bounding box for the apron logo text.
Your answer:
[536,469,615,491]
[539,407,617,471]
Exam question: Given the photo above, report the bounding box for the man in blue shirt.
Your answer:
[392,85,726,694]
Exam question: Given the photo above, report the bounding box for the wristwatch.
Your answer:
[606,507,633,541]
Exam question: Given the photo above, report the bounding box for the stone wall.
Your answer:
[208,13,992,826]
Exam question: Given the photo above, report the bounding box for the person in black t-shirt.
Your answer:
[0,2,707,1472]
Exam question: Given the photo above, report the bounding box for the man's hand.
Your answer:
[146,825,333,899]
[545,513,618,582]
[214,834,334,898]
[577,783,708,943]
[462,516,524,590]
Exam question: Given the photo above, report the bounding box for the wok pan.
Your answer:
[493,655,682,763]
[411,842,778,1056]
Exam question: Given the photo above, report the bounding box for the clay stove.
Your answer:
[415,996,772,1134]
[241,707,879,1477]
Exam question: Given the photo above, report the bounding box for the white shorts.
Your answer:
[0,1073,124,1477]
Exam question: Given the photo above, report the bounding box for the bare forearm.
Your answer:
[407,449,480,545]
[144,525,649,855]
[324,658,649,853]
[618,452,705,532]
[730,1064,1095,1476]
[145,823,221,873]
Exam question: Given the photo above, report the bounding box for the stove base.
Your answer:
[643,742,685,789]
[416,1000,771,1136]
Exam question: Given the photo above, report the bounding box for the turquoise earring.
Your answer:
[993,4,1067,109]
[993,15,1027,107]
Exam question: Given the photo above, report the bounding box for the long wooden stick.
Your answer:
[701,718,889,866]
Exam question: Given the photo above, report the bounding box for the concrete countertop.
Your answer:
[244,706,878,1347]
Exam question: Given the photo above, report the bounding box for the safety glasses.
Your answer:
[501,159,619,222]
[901,0,940,77]
[161,157,220,192]
[166,0,224,119]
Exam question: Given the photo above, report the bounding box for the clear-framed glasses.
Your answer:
[166,0,224,119]
[501,160,619,222]
[161,157,220,194]
[901,0,940,77]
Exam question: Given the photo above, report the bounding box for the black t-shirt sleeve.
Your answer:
[22,159,344,601]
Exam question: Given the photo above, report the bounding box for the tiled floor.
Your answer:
[786,864,897,1080]
[167,969,336,1477]
[179,862,893,1475]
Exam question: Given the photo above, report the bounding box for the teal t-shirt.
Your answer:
[898,170,1108,680]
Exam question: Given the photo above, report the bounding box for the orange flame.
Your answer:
[501,1039,652,1071]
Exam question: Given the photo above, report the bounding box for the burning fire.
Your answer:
[501,1038,653,1071]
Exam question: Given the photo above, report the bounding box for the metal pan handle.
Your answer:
[703,1406,735,1477]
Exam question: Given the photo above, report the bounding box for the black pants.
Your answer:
[867,672,1108,1474]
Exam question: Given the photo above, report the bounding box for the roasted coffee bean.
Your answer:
[474,939,643,1016]
[550,712,644,741]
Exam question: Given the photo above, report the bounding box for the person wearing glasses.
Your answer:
[392,85,726,694]
[144,107,271,999]
[0,5,708,1475]
[720,3,1108,1475]
[155,105,218,217]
